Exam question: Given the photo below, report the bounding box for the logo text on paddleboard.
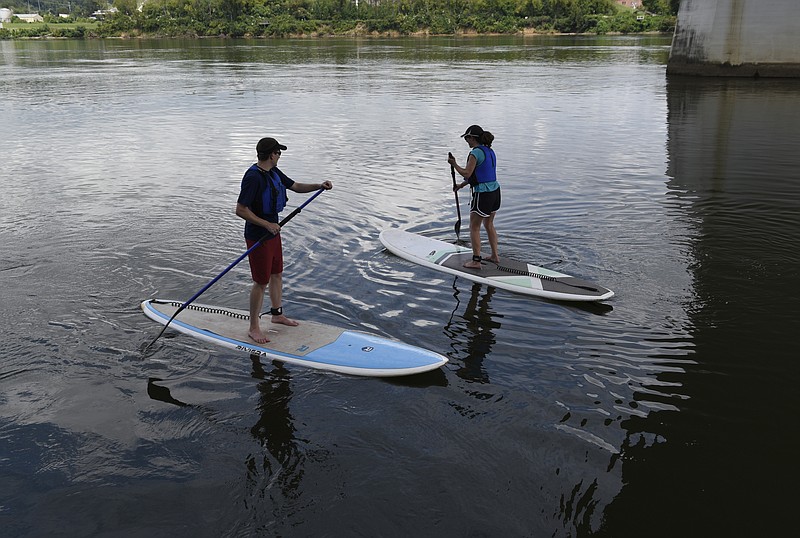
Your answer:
[362,346,374,352]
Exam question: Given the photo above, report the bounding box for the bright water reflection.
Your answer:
[1,36,797,537]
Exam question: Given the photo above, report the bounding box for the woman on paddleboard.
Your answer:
[236,137,333,344]
[448,124,501,269]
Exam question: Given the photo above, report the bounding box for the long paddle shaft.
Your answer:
[449,154,462,240]
[145,188,326,350]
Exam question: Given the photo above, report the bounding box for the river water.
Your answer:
[1,36,797,537]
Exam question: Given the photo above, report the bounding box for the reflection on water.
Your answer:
[247,357,303,513]
[1,37,796,536]
[601,76,800,536]
[445,281,502,385]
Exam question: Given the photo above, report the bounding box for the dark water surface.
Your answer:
[1,36,798,536]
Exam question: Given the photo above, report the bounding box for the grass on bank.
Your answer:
[1,21,99,38]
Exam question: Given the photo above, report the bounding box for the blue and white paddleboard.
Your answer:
[379,229,614,302]
[141,299,447,377]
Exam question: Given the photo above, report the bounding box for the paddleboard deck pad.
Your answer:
[141,299,447,377]
[379,229,614,302]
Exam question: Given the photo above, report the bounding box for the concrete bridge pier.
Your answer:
[667,0,800,77]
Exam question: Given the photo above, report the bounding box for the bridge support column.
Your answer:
[667,0,800,77]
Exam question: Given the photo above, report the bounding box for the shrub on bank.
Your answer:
[2,1,676,39]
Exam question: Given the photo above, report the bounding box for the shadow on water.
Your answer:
[146,378,190,407]
[549,297,614,316]
[597,76,800,537]
[383,367,448,388]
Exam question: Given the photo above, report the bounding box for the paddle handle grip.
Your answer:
[279,187,325,226]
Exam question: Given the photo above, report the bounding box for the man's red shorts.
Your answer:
[246,235,283,285]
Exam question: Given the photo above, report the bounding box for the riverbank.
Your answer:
[1,28,675,40]
[0,13,675,40]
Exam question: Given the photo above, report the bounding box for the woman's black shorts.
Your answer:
[470,187,501,217]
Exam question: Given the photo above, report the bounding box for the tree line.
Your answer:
[1,0,678,38]
[3,0,103,18]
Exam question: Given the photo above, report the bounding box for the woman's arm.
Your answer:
[448,154,476,189]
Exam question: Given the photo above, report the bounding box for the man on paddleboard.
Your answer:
[236,137,333,344]
[447,125,501,269]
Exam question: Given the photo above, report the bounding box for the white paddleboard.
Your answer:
[141,299,447,377]
[379,229,614,302]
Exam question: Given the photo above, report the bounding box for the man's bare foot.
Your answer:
[272,314,299,327]
[463,260,482,269]
[248,328,271,344]
[486,256,499,264]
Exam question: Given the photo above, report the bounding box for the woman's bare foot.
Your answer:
[248,328,271,344]
[463,260,482,269]
[272,314,299,327]
[486,255,499,264]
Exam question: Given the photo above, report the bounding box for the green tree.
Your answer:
[5,0,676,38]
[642,0,678,15]
[114,0,139,16]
